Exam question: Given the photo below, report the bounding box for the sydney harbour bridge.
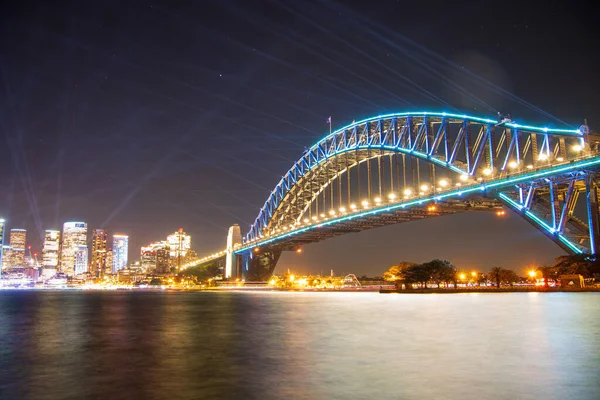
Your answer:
[190,111,600,281]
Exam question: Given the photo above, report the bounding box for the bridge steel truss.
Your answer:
[194,112,600,281]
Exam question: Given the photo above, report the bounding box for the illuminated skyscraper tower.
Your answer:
[60,222,87,276]
[74,245,88,275]
[112,234,128,273]
[42,230,61,278]
[90,229,107,277]
[8,229,26,268]
[166,229,191,273]
[0,218,5,278]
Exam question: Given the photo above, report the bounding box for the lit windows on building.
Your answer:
[91,229,108,277]
[141,241,170,274]
[8,229,26,268]
[74,245,88,276]
[0,219,5,277]
[61,222,87,276]
[112,234,129,273]
[42,230,61,278]
[166,229,191,272]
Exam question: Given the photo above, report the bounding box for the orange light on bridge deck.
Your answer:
[254,247,260,253]
[496,210,506,216]
[296,248,302,254]
[427,205,437,212]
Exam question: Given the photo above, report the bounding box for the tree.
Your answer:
[488,267,503,288]
[404,264,431,288]
[502,269,520,287]
[537,265,558,288]
[553,254,600,277]
[383,261,417,282]
[425,259,456,288]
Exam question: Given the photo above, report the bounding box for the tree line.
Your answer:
[383,254,600,289]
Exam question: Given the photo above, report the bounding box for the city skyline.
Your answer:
[1,1,598,275]
[0,217,204,277]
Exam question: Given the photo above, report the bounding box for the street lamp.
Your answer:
[439,179,448,188]
[483,168,492,176]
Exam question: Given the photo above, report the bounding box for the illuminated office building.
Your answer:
[60,222,87,276]
[8,229,26,268]
[105,250,113,275]
[74,245,88,276]
[166,229,191,272]
[0,219,4,278]
[141,241,170,274]
[42,230,61,278]
[90,229,107,277]
[112,234,129,273]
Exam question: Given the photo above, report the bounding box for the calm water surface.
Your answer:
[0,290,599,400]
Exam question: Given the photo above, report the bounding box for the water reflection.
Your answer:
[0,291,598,400]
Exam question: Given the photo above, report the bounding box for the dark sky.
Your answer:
[1,0,599,276]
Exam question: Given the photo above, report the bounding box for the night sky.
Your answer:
[1,0,599,276]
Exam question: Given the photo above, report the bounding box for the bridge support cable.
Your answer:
[346,157,352,210]
[378,150,383,199]
[389,153,394,194]
[367,151,372,202]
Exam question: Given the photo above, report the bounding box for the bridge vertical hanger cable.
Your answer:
[402,153,406,188]
[357,149,361,204]
[346,157,351,208]
[378,150,383,199]
[338,158,342,209]
[389,154,394,194]
[367,150,372,202]
[330,162,334,211]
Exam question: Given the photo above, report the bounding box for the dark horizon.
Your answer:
[1,0,598,275]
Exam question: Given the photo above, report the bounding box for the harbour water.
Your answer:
[0,290,599,400]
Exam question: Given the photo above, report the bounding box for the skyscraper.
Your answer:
[105,250,113,275]
[112,234,128,273]
[0,218,5,278]
[141,241,170,274]
[90,229,107,277]
[8,229,26,268]
[166,229,191,273]
[60,222,87,276]
[42,230,61,278]
[74,245,88,276]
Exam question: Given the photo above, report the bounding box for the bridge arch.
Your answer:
[247,111,585,244]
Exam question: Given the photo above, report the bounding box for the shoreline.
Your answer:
[380,287,600,294]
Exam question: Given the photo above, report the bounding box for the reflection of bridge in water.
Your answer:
[191,111,600,281]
